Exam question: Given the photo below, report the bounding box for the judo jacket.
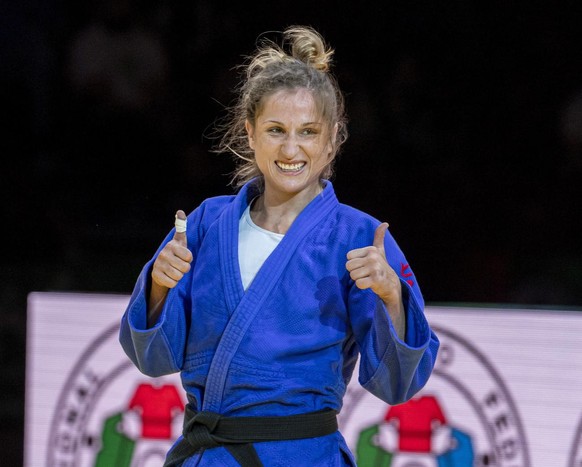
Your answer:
[119,179,440,466]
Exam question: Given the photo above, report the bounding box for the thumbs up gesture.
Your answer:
[346,223,402,308]
[151,210,193,289]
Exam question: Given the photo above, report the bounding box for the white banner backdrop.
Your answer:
[25,292,582,466]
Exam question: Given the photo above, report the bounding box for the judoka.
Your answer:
[120,25,439,467]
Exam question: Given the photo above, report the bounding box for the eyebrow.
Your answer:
[262,120,323,126]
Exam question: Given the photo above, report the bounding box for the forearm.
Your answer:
[383,296,406,341]
[147,281,169,328]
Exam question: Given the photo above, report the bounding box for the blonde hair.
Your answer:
[213,25,348,188]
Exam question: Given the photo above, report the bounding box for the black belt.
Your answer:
[164,405,338,467]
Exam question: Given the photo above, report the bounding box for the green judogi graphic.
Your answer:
[356,425,393,467]
[94,412,135,467]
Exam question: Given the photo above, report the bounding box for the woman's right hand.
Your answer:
[148,210,193,326]
[151,210,193,289]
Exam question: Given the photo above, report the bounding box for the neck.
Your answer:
[251,182,323,234]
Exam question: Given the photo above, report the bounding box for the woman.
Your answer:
[120,25,439,466]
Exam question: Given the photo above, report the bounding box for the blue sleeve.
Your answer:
[348,229,440,405]
[119,204,206,377]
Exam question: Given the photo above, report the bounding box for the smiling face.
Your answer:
[246,88,335,203]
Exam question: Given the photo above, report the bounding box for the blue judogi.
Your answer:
[120,180,439,466]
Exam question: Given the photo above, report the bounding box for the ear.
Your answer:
[326,123,339,158]
[245,119,255,150]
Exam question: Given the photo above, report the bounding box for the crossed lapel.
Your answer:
[202,180,339,412]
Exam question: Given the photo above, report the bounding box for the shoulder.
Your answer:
[305,201,380,253]
[323,181,379,226]
[189,194,236,227]
[333,202,380,237]
[336,202,379,225]
[188,179,260,228]
[331,202,405,256]
[199,194,236,213]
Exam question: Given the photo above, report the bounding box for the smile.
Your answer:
[275,161,306,172]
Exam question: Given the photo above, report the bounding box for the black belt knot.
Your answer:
[164,405,338,467]
[183,410,223,449]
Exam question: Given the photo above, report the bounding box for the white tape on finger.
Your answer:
[174,216,187,233]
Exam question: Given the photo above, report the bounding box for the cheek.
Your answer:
[254,139,271,156]
[253,145,272,170]
[311,143,333,166]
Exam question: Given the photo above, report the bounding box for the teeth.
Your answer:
[276,162,305,171]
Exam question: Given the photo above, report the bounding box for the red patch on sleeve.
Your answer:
[401,263,414,286]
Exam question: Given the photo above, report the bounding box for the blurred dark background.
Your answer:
[2,0,582,464]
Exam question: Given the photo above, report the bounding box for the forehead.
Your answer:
[257,88,320,122]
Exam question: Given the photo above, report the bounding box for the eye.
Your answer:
[301,128,318,136]
[267,126,284,134]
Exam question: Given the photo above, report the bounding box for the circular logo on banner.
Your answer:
[339,325,531,467]
[46,324,185,467]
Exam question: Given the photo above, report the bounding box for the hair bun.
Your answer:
[285,26,334,72]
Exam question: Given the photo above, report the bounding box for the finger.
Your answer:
[174,210,187,246]
[153,259,190,288]
[354,277,373,290]
[346,257,369,272]
[348,260,387,281]
[152,268,178,289]
[346,246,374,260]
[165,263,189,282]
[349,265,371,282]
[373,222,389,254]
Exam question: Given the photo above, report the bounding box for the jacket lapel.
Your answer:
[203,180,339,412]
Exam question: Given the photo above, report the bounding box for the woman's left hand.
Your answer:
[346,223,406,338]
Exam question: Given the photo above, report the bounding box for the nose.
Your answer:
[280,133,300,159]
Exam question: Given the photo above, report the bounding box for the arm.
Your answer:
[346,224,439,405]
[119,208,201,376]
[147,210,192,327]
[346,223,405,339]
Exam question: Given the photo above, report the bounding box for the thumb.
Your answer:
[373,222,389,253]
[173,210,187,246]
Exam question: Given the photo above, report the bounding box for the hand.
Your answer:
[346,223,406,338]
[147,210,193,326]
[151,210,193,289]
[346,223,401,304]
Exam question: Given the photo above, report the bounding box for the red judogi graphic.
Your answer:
[385,395,446,452]
[128,384,184,439]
